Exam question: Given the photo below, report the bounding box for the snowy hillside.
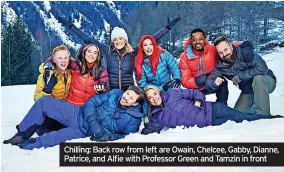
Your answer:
[1,48,284,172]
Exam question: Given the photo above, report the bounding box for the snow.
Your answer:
[1,48,284,171]
[43,1,51,12]
[1,1,17,23]
[106,1,121,20]
[31,2,81,50]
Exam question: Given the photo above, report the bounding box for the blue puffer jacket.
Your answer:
[138,51,181,90]
[142,89,212,134]
[78,89,144,140]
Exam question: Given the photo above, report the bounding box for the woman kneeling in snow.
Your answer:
[141,85,282,135]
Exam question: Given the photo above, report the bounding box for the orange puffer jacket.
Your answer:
[179,38,217,89]
[66,69,109,106]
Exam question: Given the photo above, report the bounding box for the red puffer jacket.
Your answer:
[179,38,217,89]
[67,68,109,106]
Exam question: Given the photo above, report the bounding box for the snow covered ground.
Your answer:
[1,48,284,171]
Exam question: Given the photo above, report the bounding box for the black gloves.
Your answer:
[141,122,160,135]
[195,74,207,88]
[166,16,181,30]
[163,78,181,91]
[42,73,57,94]
[58,16,74,29]
[42,63,57,94]
[94,84,106,94]
[90,130,110,142]
[170,78,181,88]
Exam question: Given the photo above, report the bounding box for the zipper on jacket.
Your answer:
[118,57,122,89]
[116,49,127,90]
[63,73,69,99]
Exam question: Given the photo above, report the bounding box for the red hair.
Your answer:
[135,35,164,81]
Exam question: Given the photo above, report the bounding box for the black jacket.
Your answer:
[206,41,276,94]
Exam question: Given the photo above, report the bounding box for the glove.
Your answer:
[42,73,57,94]
[170,78,181,88]
[162,80,172,91]
[166,16,181,30]
[43,63,55,79]
[57,16,74,29]
[141,127,155,135]
[90,131,110,142]
[195,74,207,88]
[94,84,105,94]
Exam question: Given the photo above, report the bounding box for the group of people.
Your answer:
[3,16,282,150]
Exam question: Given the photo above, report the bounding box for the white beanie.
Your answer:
[111,27,128,43]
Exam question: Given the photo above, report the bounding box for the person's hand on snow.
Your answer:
[90,130,109,142]
[166,16,181,30]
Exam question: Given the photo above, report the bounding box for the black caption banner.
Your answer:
[60,142,284,166]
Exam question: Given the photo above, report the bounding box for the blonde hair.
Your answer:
[52,45,70,56]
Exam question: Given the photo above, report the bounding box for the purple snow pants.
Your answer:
[18,97,86,149]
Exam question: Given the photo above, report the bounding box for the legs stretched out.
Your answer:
[3,97,81,146]
[211,102,280,126]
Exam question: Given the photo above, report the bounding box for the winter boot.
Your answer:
[3,124,39,145]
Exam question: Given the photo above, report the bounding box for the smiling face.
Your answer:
[52,50,70,73]
[191,32,206,52]
[84,45,99,63]
[142,39,154,57]
[215,41,233,63]
[120,90,140,107]
[145,88,162,106]
[113,37,127,50]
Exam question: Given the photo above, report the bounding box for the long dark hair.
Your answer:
[77,44,103,79]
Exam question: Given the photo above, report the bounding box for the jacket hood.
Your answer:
[183,38,210,59]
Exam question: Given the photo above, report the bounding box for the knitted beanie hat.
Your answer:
[111,27,128,43]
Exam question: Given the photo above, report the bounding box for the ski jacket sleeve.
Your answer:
[179,54,198,89]
[205,67,223,92]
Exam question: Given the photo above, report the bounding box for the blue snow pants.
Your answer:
[211,102,275,125]
[18,97,86,150]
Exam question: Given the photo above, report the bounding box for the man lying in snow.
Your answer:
[3,86,145,150]
[141,85,282,135]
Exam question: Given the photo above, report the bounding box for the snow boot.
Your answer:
[3,124,39,145]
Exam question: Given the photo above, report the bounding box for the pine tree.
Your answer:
[1,15,36,86]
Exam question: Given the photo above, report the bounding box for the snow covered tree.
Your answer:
[1,15,36,86]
